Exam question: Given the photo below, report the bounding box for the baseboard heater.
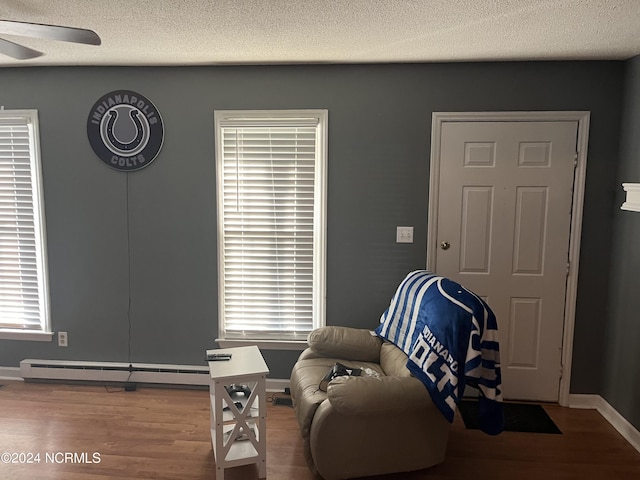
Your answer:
[20,359,210,386]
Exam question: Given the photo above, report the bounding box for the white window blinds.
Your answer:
[0,111,49,332]
[215,111,327,341]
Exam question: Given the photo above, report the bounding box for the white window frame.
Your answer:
[214,109,327,350]
[0,109,52,341]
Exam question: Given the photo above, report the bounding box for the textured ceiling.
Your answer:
[0,0,639,67]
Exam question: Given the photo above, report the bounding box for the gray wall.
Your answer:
[0,62,625,392]
[603,55,640,430]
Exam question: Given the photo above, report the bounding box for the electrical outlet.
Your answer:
[58,331,68,347]
[396,226,414,243]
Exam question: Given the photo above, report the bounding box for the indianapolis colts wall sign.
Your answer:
[87,90,164,172]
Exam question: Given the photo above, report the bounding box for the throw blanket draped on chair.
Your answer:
[376,270,504,435]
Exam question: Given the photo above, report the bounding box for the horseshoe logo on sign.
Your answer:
[104,108,146,154]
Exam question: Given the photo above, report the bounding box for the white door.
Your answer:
[432,120,578,402]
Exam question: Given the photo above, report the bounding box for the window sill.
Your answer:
[215,338,308,351]
[0,330,54,341]
[621,183,640,212]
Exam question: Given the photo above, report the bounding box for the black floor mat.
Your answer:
[458,400,561,434]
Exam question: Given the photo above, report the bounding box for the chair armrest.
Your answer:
[307,326,382,362]
[297,347,327,361]
[327,375,432,415]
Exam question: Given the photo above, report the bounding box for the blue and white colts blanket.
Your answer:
[376,270,504,435]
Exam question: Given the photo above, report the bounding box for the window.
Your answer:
[215,110,327,347]
[0,110,51,340]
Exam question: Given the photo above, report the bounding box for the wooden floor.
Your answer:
[1,381,639,479]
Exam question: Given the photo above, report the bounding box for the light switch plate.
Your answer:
[396,226,414,243]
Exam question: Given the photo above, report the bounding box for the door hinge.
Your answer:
[574,152,578,166]
[566,261,570,276]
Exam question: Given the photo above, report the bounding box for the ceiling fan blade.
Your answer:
[0,37,43,59]
[0,20,101,45]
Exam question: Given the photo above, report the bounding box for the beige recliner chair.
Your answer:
[290,326,451,480]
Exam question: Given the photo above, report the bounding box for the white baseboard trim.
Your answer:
[3,362,291,394]
[0,367,23,381]
[266,378,290,393]
[569,394,640,453]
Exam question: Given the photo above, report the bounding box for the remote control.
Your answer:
[207,353,232,361]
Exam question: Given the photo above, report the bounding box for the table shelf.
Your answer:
[207,346,269,480]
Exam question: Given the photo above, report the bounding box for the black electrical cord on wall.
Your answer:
[104,173,136,394]
[125,172,134,384]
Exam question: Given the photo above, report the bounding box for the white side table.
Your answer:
[207,345,269,480]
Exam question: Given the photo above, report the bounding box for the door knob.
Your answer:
[440,241,450,250]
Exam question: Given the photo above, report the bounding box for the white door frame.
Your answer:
[427,111,590,407]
